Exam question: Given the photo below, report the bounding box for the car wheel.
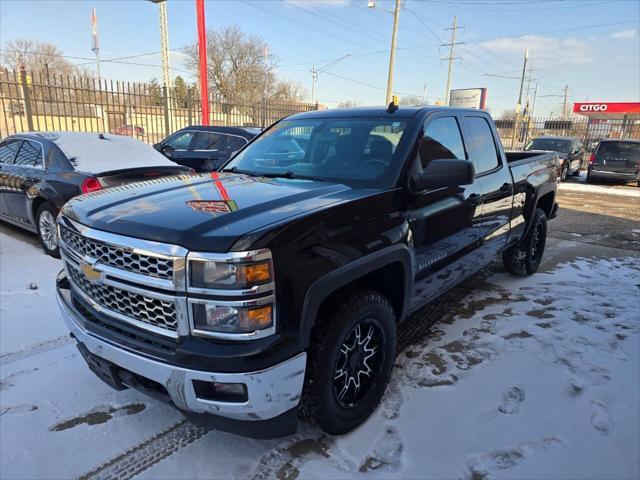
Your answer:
[300,290,397,435]
[503,207,547,276]
[36,202,60,258]
[560,163,569,181]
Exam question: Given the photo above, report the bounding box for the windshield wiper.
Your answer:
[222,166,256,175]
[259,170,326,182]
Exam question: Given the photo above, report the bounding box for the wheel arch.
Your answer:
[298,244,413,350]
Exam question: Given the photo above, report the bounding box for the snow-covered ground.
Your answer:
[1,226,639,479]
[559,181,640,199]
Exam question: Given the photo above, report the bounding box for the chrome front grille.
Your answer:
[67,262,178,332]
[60,226,174,281]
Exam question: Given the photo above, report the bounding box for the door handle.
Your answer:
[465,193,482,206]
[499,183,513,195]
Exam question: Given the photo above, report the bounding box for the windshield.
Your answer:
[224,118,409,188]
[596,141,640,160]
[525,138,572,154]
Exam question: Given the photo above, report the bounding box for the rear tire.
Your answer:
[36,202,60,258]
[560,163,569,182]
[503,208,547,276]
[300,290,397,435]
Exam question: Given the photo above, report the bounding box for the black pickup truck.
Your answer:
[55,106,559,438]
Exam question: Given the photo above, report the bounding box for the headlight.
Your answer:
[189,258,273,290]
[192,302,273,334]
[187,250,276,339]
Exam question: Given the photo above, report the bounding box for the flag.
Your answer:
[90,7,99,57]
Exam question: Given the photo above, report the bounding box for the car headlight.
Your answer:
[187,250,276,339]
[188,251,273,290]
[191,302,273,334]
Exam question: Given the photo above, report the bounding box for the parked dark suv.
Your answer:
[525,136,584,181]
[154,126,260,172]
[587,139,640,187]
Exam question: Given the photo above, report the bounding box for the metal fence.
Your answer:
[496,115,640,151]
[0,69,319,144]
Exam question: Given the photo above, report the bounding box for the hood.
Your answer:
[61,172,368,252]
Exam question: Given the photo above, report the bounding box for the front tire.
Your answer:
[503,207,547,276]
[36,202,60,258]
[300,290,397,435]
[560,162,569,182]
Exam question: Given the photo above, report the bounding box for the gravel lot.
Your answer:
[1,177,638,480]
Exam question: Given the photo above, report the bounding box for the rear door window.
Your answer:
[419,117,466,169]
[192,132,226,151]
[465,116,501,174]
[14,140,44,167]
[0,139,22,164]
[227,135,248,152]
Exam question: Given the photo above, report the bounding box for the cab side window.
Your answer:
[419,117,466,169]
[14,140,43,167]
[465,116,500,174]
[0,139,22,164]
[165,131,195,150]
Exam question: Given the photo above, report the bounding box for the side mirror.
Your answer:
[572,149,580,155]
[160,145,175,156]
[410,159,475,191]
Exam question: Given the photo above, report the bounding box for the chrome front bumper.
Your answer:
[57,286,307,422]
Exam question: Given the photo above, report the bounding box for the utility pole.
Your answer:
[368,0,400,105]
[511,48,529,149]
[310,54,352,104]
[311,64,317,104]
[386,0,401,105]
[441,16,463,106]
[530,82,539,117]
[196,0,209,125]
[562,85,569,120]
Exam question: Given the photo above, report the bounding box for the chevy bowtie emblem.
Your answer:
[80,261,103,283]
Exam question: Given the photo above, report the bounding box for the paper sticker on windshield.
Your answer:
[186,200,238,215]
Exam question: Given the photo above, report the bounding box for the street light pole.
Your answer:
[386,0,401,105]
[196,0,209,125]
[368,0,400,105]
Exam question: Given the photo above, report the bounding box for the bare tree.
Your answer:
[399,95,427,106]
[185,26,304,104]
[337,100,363,108]
[1,39,77,78]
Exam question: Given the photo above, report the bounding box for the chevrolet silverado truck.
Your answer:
[55,106,559,438]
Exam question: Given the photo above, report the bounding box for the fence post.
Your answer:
[187,88,193,127]
[20,68,34,131]
[162,85,171,136]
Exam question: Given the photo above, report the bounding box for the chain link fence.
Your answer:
[0,69,319,143]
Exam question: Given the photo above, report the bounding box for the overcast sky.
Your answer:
[1,0,638,115]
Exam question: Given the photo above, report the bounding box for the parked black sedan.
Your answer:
[524,136,585,181]
[0,132,190,257]
[153,126,260,172]
[587,139,640,187]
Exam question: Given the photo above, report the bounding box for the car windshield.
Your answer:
[596,142,640,160]
[223,118,409,188]
[525,138,572,153]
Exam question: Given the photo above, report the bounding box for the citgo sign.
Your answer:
[573,102,640,114]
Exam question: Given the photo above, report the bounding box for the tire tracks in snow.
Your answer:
[79,420,211,480]
[0,335,74,366]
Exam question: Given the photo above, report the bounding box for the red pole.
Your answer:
[196,0,209,125]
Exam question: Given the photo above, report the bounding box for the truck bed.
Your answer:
[505,150,558,166]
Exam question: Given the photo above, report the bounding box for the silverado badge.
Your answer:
[80,261,103,283]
